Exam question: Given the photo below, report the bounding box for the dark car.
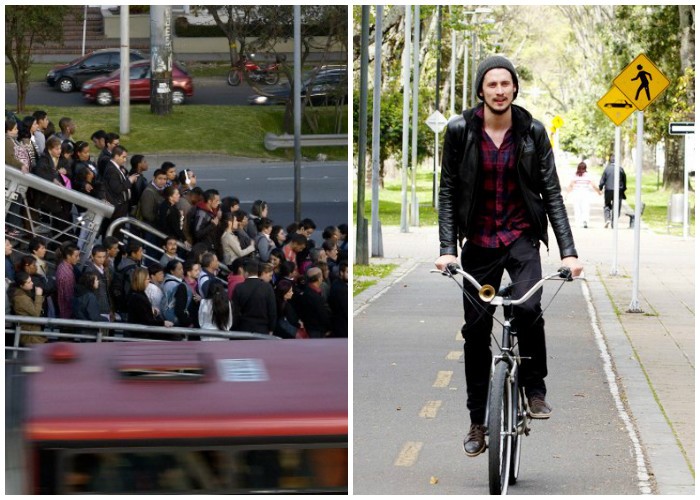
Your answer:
[604,99,633,109]
[248,65,347,106]
[46,49,146,93]
[81,60,194,106]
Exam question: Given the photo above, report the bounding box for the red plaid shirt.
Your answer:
[468,108,530,248]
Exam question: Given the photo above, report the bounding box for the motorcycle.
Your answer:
[227,54,281,86]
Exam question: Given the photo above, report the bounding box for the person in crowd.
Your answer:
[322,225,340,247]
[270,225,287,249]
[197,252,220,298]
[220,212,255,266]
[322,240,340,280]
[157,185,187,244]
[294,267,332,338]
[259,263,274,284]
[192,189,222,251]
[145,263,165,317]
[58,141,75,180]
[55,243,81,320]
[269,248,284,285]
[9,271,46,346]
[566,161,601,229]
[233,210,254,251]
[54,116,77,144]
[183,259,202,327]
[273,279,303,339]
[81,245,113,321]
[198,280,233,338]
[28,237,50,281]
[102,236,120,276]
[220,196,240,215]
[160,237,180,267]
[161,259,193,328]
[137,168,168,225]
[90,129,107,151]
[103,145,139,225]
[178,169,197,192]
[6,117,28,171]
[337,223,348,254]
[97,132,120,177]
[128,154,149,214]
[255,217,275,262]
[112,240,143,317]
[283,233,308,265]
[19,117,40,169]
[72,141,100,193]
[231,259,276,335]
[5,238,16,284]
[246,200,269,239]
[161,161,177,187]
[227,257,247,300]
[32,110,50,154]
[329,261,348,338]
[125,268,174,335]
[72,271,105,324]
[181,186,204,245]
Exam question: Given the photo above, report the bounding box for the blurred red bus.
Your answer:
[21,339,348,494]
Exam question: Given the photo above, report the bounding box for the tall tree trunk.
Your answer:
[663,137,683,191]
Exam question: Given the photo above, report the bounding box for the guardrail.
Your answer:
[263,133,348,151]
[5,315,279,359]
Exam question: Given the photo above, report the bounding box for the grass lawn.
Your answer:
[354,163,694,237]
[353,263,397,296]
[6,104,347,160]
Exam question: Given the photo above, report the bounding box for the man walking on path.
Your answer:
[434,55,583,457]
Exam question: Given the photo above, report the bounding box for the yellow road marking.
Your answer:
[419,400,443,418]
[394,441,423,467]
[446,350,462,360]
[433,371,453,388]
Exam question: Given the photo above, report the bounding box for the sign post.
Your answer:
[609,53,670,313]
[426,110,448,210]
[668,122,695,239]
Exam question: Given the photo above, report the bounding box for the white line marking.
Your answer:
[581,280,652,494]
[353,261,420,316]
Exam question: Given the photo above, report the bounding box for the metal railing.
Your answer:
[263,133,348,150]
[5,315,279,359]
[6,164,115,265]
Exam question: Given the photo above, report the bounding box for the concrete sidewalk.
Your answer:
[354,206,695,494]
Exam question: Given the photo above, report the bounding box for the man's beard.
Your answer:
[484,99,511,116]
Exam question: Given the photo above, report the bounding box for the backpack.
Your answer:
[109,263,137,314]
[161,277,191,324]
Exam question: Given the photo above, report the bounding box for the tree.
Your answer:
[5,6,72,114]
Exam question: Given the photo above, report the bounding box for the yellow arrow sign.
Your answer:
[613,53,670,111]
[597,86,635,126]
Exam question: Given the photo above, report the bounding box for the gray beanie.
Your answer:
[475,55,519,101]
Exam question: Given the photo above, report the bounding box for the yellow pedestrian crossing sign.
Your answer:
[613,53,670,111]
[597,86,635,126]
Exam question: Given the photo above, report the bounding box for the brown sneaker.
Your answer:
[463,424,486,457]
[528,394,552,419]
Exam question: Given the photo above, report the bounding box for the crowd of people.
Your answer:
[5,111,348,346]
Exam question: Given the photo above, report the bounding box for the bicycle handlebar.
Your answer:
[442,264,574,306]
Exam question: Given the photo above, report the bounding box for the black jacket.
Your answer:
[231,278,277,334]
[438,104,577,259]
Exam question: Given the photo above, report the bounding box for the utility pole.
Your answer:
[410,5,420,227]
[433,6,441,208]
[149,5,173,116]
[119,7,130,134]
[355,6,370,265]
[293,6,302,222]
[371,6,384,257]
[400,5,411,233]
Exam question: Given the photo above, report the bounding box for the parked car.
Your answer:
[81,60,194,106]
[46,49,146,93]
[248,65,347,106]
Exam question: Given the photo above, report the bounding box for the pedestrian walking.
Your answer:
[434,55,583,457]
[599,155,627,228]
[566,161,601,228]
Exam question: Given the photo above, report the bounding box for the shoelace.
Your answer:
[467,424,485,440]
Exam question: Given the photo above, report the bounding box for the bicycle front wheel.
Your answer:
[509,374,525,485]
[488,362,513,495]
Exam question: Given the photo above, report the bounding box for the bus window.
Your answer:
[56,445,347,494]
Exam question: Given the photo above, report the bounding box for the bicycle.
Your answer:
[438,263,574,495]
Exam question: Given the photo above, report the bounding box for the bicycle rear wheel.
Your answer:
[488,362,512,495]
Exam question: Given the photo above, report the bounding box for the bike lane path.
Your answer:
[353,244,640,494]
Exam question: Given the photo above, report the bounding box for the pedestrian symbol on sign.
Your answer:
[631,65,652,101]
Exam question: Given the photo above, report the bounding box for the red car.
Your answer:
[81,60,194,105]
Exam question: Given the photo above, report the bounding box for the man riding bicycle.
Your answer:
[434,55,584,457]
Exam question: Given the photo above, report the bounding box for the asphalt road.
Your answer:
[353,261,641,495]
[144,156,349,246]
[5,77,262,107]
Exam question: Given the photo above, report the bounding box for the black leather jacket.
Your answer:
[438,104,577,259]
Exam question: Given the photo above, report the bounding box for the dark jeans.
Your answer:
[460,235,547,425]
[603,190,624,226]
